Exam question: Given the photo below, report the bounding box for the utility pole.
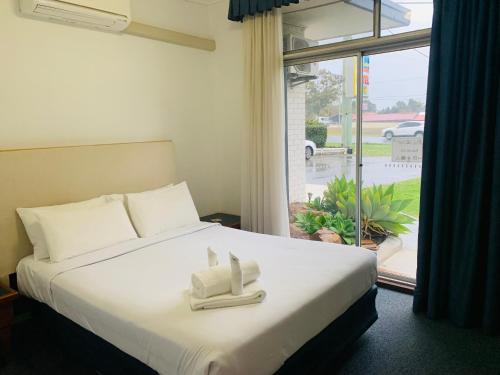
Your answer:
[341,57,355,154]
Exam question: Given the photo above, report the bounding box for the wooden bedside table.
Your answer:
[0,284,18,355]
[200,213,241,229]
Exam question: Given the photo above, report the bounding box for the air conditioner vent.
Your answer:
[284,34,319,81]
[20,0,131,32]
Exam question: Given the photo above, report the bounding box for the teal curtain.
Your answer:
[228,0,298,22]
[414,0,500,334]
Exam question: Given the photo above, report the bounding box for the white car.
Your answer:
[305,140,317,160]
[382,121,424,140]
[318,116,331,125]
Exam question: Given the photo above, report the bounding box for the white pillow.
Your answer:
[102,185,172,210]
[17,196,108,260]
[126,182,200,237]
[37,200,138,263]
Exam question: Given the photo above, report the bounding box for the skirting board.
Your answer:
[124,22,216,51]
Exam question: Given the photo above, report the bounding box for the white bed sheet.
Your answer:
[17,222,377,375]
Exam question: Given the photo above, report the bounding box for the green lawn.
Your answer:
[324,142,392,157]
[388,177,421,218]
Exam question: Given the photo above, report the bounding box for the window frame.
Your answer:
[283,0,432,246]
[283,0,432,65]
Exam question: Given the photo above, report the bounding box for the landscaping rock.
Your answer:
[361,239,379,251]
[312,228,343,244]
[289,223,311,240]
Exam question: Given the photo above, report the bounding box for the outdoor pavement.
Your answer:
[378,223,419,283]
[399,223,419,251]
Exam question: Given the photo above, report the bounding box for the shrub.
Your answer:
[296,179,415,244]
[307,196,326,211]
[295,210,355,245]
[317,212,356,245]
[305,125,327,148]
[321,177,415,240]
[305,118,322,127]
[323,176,355,214]
[360,184,414,239]
[294,211,322,235]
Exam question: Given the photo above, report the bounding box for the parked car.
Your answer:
[382,121,424,140]
[318,116,331,125]
[305,140,317,160]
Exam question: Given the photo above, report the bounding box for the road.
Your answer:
[306,154,421,186]
[327,135,387,144]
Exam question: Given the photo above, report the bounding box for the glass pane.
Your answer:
[287,56,357,247]
[381,0,433,36]
[283,1,374,52]
[361,47,429,285]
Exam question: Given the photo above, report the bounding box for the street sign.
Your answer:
[392,137,423,163]
[353,56,369,98]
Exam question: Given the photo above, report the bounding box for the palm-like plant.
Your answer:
[324,180,415,239]
[294,211,322,235]
[360,184,414,239]
[317,212,356,245]
[323,176,355,213]
[307,196,326,211]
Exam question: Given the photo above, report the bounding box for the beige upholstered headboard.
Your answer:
[0,141,176,280]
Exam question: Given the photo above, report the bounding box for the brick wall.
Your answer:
[287,83,306,204]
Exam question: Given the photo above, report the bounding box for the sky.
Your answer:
[314,1,433,111]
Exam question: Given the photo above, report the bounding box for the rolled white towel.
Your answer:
[207,246,219,267]
[191,260,261,299]
[230,252,243,296]
[190,282,266,310]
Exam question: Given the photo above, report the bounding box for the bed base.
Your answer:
[38,286,377,374]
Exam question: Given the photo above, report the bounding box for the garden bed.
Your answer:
[289,176,415,250]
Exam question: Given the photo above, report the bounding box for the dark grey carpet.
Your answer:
[1,288,499,375]
[334,289,500,375]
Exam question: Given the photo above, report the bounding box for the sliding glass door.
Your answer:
[283,0,432,288]
[287,56,357,246]
[360,47,429,285]
[286,48,428,286]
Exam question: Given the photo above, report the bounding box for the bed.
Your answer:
[1,141,378,374]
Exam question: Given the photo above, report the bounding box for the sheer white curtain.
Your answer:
[241,9,290,237]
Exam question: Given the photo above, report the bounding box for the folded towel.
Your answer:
[207,246,219,267]
[191,260,261,299]
[190,282,266,310]
[230,252,243,295]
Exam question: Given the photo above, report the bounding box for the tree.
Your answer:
[305,69,343,119]
[356,99,377,112]
[407,98,425,112]
[379,98,425,113]
[365,100,377,112]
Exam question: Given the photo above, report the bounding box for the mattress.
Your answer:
[17,222,377,375]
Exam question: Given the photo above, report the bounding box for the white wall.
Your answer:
[0,0,218,215]
[132,0,211,38]
[208,1,245,215]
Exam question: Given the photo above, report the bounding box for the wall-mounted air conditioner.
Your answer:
[19,0,131,32]
[284,34,319,78]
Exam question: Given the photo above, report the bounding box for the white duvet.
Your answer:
[17,222,377,375]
